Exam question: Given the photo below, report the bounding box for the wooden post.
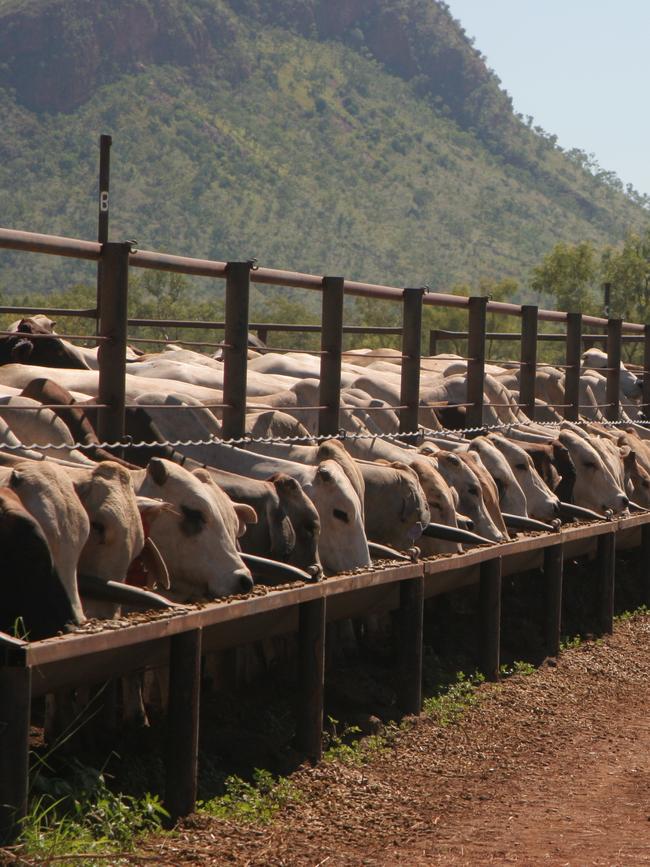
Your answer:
[479,557,502,681]
[564,312,582,421]
[296,597,326,762]
[222,261,251,440]
[520,305,538,421]
[165,629,202,821]
[428,329,438,357]
[543,543,563,657]
[466,296,488,430]
[606,318,622,422]
[0,666,31,844]
[597,532,616,635]
[641,524,650,606]
[319,276,344,438]
[399,288,424,442]
[398,575,425,715]
[97,241,130,448]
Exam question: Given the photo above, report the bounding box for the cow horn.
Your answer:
[238,553,315,585]
[558,502,607,522]
[421,522,497,546]
[367,541,413,562]
[78,574,178,609]
[501,513,558,533]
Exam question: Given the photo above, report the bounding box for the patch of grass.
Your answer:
[422,670,485,726]
[615,604,649,623]
[560,634,583,651]
[499,660,536,678]
[199,768,301,824]
[322,716,402,766]
[14,758,168,865]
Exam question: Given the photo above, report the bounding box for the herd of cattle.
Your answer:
[2,316,650,647]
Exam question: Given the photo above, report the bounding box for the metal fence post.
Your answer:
[165,628,202,821]
[643,323,650,421]
[466,296,488,430]
[399,288,424,441]
[564,312,582,421]
[543,543,563,657]
[428,329,438,357]
[398,573,425,715]
[95,134,112,332]
[520,305,538,421]
[0,665,31,844]
[606,318,622,422]
[319,276,344,437]
[479,556,501,681]
[97,241,130,447]
[222,261,251,441]
[296,595,326,762]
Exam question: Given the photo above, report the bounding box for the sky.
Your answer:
[445,0,650,196]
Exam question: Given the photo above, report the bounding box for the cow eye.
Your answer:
[583,461,597,469]
[467,485,480,496]
[91,521,105,542]
[333,508,349,523]
[181,506,206,535]
[515,463,527,471]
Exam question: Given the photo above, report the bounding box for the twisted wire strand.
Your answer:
[2,415,648,453]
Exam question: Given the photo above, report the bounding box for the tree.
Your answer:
[601,231,650,323]
[530,241,599,314]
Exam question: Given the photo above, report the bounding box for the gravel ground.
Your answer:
[142,612,650,866]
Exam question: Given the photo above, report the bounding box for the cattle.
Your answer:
[131,458,256,600]
[0,486,79,640]
[557,430,629,515]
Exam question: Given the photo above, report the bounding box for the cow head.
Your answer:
[137,458,255,599]
[558,430,629,515]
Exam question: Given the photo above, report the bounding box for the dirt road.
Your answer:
[150,614,650,866]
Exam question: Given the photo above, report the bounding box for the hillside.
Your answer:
[0,0,647,303]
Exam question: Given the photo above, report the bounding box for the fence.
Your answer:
[2,212,650,842]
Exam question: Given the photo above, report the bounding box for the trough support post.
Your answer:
[597,531,616,635]
[319,276,344,438]
[400,287,424,443]
[641,524,650,606]
[0,665,31,844]
[466,296,488,430]
[222,261,251,441]
[564,312,582,421]
[479,557,502,681]
[606,318,622,422]
[642,324,650,421]
[520,305,538,421]
[398,574,425,716]
[165,628,202,821]
[296,596,326,763]
[428,329,438,357]
[97,241,130,450]
[543,543,564,657]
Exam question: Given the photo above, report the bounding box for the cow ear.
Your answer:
[622,448,637,471]
[233,502,257,537]
[148,458,169,487]
[136,496,175,524]
[9,469,22,488]
[11,338,34,362]
[316,465,333,483]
